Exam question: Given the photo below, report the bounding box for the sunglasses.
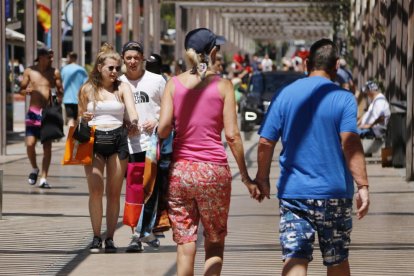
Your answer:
[106,65,121,72]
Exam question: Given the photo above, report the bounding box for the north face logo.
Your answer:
[133,91,149,103]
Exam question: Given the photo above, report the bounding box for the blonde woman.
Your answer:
[78,43,139,253]
[158,28,261,275]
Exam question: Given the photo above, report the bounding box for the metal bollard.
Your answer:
[0,170,2,220]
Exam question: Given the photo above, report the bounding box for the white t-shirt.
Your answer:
[360,93,391,137]
[261,58,273,72]
[119,71,166,153]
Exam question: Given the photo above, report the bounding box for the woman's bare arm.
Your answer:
[220,79,261,200]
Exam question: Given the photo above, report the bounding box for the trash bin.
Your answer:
[388,101,407,168]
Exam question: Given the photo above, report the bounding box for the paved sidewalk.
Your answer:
[1,131,414,275]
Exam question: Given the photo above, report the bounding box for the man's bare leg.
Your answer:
[67,118,76,127]
[26,136,38,169]
[26,135,39,185]
[282,258,308,276]
[41,141,52,179]
[327,259,350,276]
[38,141,52,188]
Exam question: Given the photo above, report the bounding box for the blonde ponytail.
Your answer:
[185,48,214,80]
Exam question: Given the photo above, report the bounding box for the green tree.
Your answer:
[161,3,175,29]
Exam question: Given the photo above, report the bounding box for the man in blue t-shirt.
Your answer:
[255,39,370,275]
[61,52,88,126]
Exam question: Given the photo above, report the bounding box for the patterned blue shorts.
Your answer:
[279,198,353,266]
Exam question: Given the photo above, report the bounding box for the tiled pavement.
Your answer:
[1,130,414,275]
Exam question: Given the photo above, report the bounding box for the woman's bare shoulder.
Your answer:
[118,81,130,90]
[217,77,233,94]
[80,82,93,93]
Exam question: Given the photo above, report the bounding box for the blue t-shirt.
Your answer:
[259,76,358,199]
[61,63,88,104]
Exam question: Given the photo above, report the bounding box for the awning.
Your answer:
[6,28,45,48]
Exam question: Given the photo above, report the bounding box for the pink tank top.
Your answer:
[172,76,228,164]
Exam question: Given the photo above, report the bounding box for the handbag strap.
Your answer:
[47,88,56,107]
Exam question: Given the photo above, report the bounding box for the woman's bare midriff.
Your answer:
[94,124,123,131]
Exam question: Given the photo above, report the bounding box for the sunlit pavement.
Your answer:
[0,130,413,275]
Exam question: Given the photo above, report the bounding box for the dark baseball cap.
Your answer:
[184,28,225,55]
[362,80,379,93]
[35,47,53,62]
[146,53,162,74]
[122,41,143,55]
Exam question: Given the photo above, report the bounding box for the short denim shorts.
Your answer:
[94,127,129,160]
[279,198,353,266]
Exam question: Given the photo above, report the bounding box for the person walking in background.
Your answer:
[157,28,261,276]
[119,41,166,253]
[261,53,273,72]
[212,53,225,75]
[255,38,370,276]
[251,54,262,73]
[232,51,244,72]
[61,52,88,127]
[19,47,63,189]
[336,58,355,93]
[357,80,390,139]
[78,43,139,253]
[146,53,167,80]
[174,58,186,76]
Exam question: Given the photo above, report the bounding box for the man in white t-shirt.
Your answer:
[358,80,390,138]
[119,41,166,252]
[261,54,273,72]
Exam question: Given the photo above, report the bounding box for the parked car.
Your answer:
[239,71,306,132]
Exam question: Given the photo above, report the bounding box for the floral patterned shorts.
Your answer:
[167,160,232,244]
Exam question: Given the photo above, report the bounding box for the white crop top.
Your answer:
[87,101,124,126]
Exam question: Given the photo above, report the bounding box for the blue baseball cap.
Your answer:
[184,28,225,55]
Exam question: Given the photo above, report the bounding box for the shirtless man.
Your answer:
[19,48,63,189]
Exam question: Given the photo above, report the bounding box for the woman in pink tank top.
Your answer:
[158,28,261,276]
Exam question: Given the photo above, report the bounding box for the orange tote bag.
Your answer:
[62,125,95,165]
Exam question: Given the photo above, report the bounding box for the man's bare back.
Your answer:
[20,65,62,108]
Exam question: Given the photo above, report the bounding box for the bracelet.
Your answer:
[241,176,251,184]
[356,184,369,189]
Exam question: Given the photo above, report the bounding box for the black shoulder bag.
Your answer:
[40,90,64,143]
[73,121,92,143]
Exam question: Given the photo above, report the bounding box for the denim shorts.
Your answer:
[94,127,129,160]
[279,198,353,266]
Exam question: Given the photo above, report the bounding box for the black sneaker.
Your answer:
[104,238,117,253]
[126,235,144,253]
[89,236,102,253]
[144,238,160,249]
[140,233,160,249]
